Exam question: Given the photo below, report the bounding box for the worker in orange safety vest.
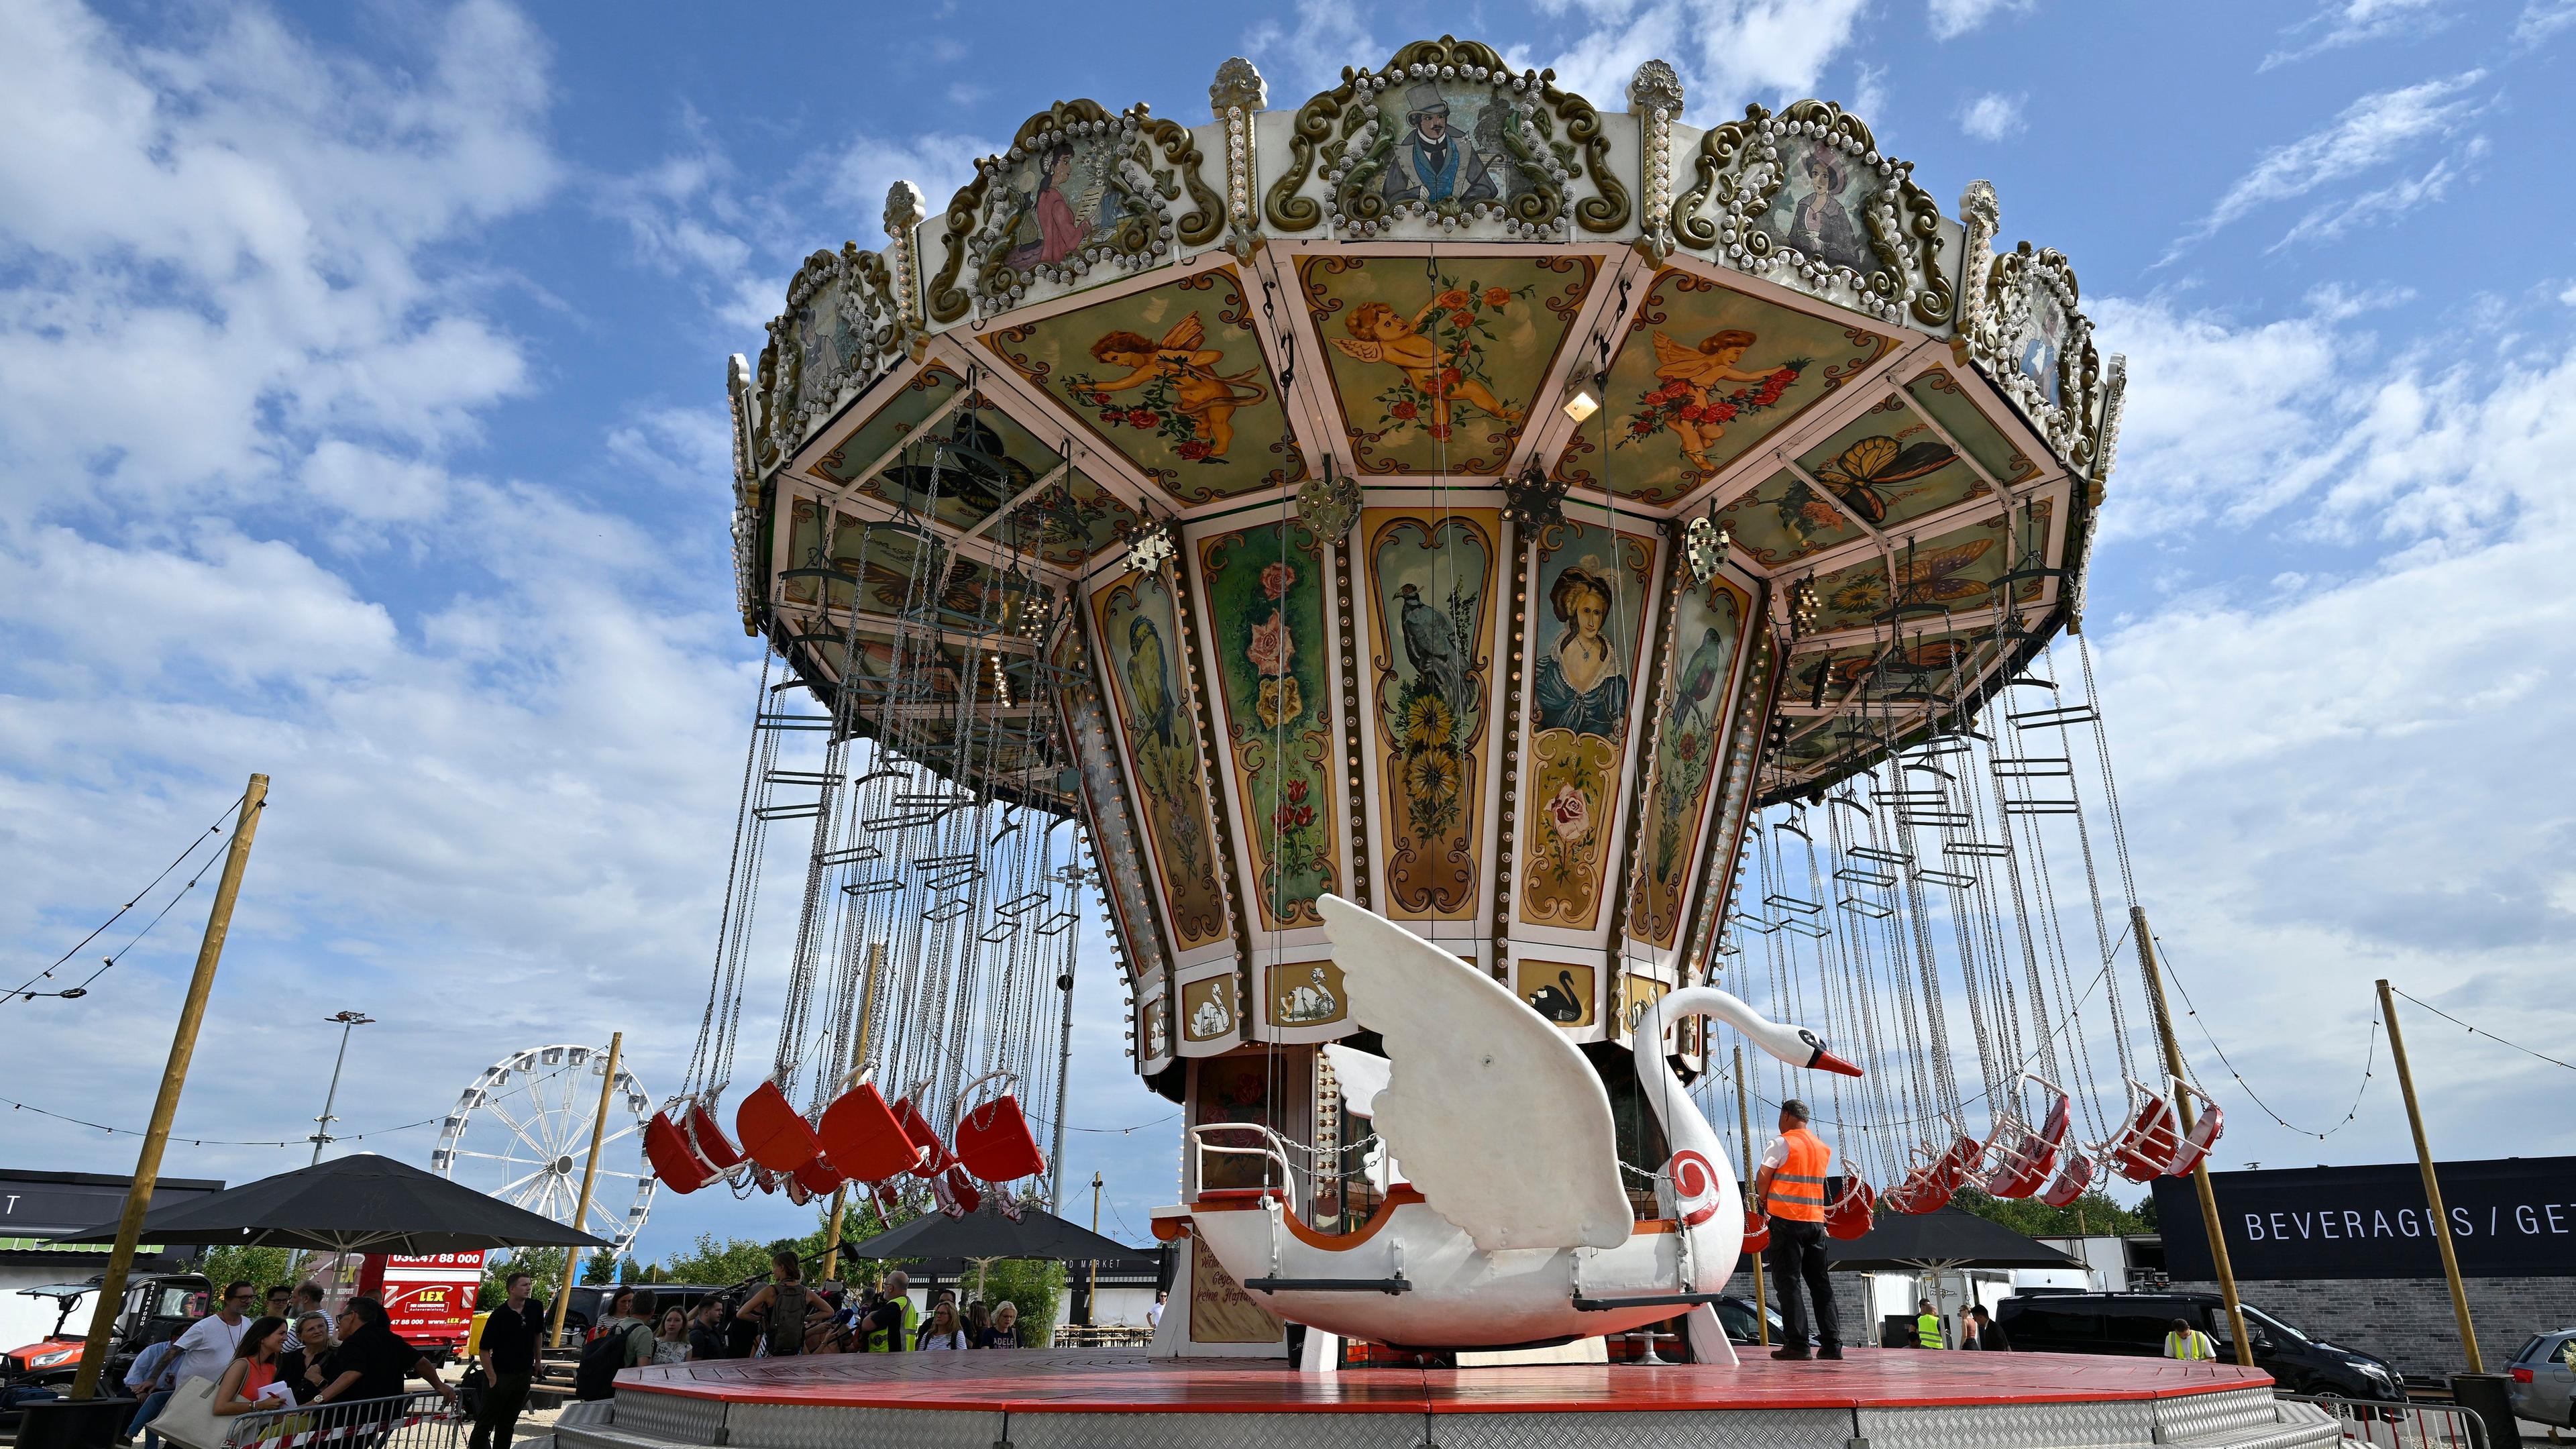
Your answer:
[1752,1098,1842,1361]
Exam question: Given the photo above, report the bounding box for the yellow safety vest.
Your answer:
[1916,1313,1945,1348]
[2166,1329,2214,1361]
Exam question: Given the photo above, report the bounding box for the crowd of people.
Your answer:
[119,1279,460,1449]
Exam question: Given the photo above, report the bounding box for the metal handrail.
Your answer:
[217,1389,461,1449]
[2278,1393,2485,1449]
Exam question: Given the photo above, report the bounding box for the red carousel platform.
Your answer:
[553,1348,2343,1449]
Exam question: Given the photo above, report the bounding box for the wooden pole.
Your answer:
[2377,979,2482,1373]
[1735,1044,1768,1347]
[549,1032,622,1350]
[819,944,885,1285]
[1087,1172,1103,1328]
[71,775,268,1400]
[2133,907,2251,1368]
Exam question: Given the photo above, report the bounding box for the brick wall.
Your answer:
[1721,1266,1868,1347]
[2169,1275,2576,1379]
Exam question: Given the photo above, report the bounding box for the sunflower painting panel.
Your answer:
[986,268,1306,506]
[1904,366,2039,488]
[1552,270,1895,504]
[1301,254,1595,476]
[1364,508,1498,920]
[1626,574,1751,950]
[1090,570,1232,951]
[1709,468,1867,570]
[1516,519,1654,932]
[1794,394,1988,537]
[1199,521,1342,931]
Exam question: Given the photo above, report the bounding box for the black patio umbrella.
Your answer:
[1821,1205,2084,1272]
[50,1153,610,1255]
[840,1204,1140,1265]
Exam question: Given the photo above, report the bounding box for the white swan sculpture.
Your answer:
[1177,893,1860,1358]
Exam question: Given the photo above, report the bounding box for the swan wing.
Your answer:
[1319,894,1631,1252]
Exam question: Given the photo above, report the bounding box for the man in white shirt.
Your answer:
[166,1281,256,1384]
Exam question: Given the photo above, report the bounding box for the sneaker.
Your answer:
[1819,1346,1844,1360]
[1771,1347,1813,1360]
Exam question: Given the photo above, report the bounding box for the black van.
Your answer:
[1996,1293,2404,1401]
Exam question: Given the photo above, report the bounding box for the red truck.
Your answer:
[312,1252,486,1359]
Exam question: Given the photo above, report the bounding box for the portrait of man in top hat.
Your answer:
[1381,83,1498,206]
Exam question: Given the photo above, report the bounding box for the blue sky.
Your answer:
[3,0,2573,1264]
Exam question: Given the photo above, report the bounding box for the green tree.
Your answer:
[1949,1186,2150,1238]
[201,1246,296,1299]
[479,1248,564,1311]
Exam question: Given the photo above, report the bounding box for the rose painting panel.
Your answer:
[1366,509,1496,920]
[1091,570,1230,950]
[1517,521,1653,930]
[1627,576,1749,949]
[1199,521,1340,930]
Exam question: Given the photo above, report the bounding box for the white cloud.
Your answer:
[830,129,993,235]
[2261,0,2455,70]
[2071,299,2576,1166]
[2514,0,2576,43]
[2171,70,2484,254]
[1245,0,1381,102]
[2269,142,2479,249]
[1513,0,1873,120]
[1929,0,2035,42]
[1957,91,2026,141]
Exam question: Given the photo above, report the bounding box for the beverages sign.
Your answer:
[2157,1156,2576,1281]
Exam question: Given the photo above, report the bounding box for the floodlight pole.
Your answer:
[309,1011,376,1165]
[71,774,268,1401]
[2133,906,2252,1368]
[2376,979,2482,1373]
[549,1032,622,1350]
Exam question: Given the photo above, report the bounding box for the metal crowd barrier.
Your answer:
[2279,1393,2488,1449]
[218,1390,463,1449]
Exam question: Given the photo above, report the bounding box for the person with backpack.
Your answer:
[573,1288,653,1401]
[735,1253,823,1359]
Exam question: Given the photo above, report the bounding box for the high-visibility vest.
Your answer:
[1916,1313,1945,1348]
[1767,1129,1832,1222]
[2166,1329,2215,1361]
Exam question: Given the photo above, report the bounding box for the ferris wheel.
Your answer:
[429,1044,657,1258]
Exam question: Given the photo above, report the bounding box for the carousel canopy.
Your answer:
[724,36,2124,1081]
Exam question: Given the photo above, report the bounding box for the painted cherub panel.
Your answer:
[1303,255,1593,476]
[1554,271,1893,504]
[989,268,1303,504]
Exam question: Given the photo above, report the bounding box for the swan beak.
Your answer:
[1808,1046,1864,1077]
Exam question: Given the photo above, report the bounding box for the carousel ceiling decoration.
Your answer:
[724,36,2129,1090]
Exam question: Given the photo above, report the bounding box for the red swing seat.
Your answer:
[889,1095,958,1179]
[1825,1177,1876,1240]
[1981,1079,2071,1199]
[2163,1087,2224,1177]
[933,1165,981,1218]
[735,1080,826,1173]
[644,1111,720,1194]
[2103,1077,2184,1183]
[1740,1208,1770,1252]
[953,1073,1047,1184]
[793,1154,843,1197]
[685,1103,746,1171]
[2039,1144,2096,1207]
[819,1079,926,1183]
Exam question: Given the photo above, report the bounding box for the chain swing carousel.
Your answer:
[568,36,2336,1449]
